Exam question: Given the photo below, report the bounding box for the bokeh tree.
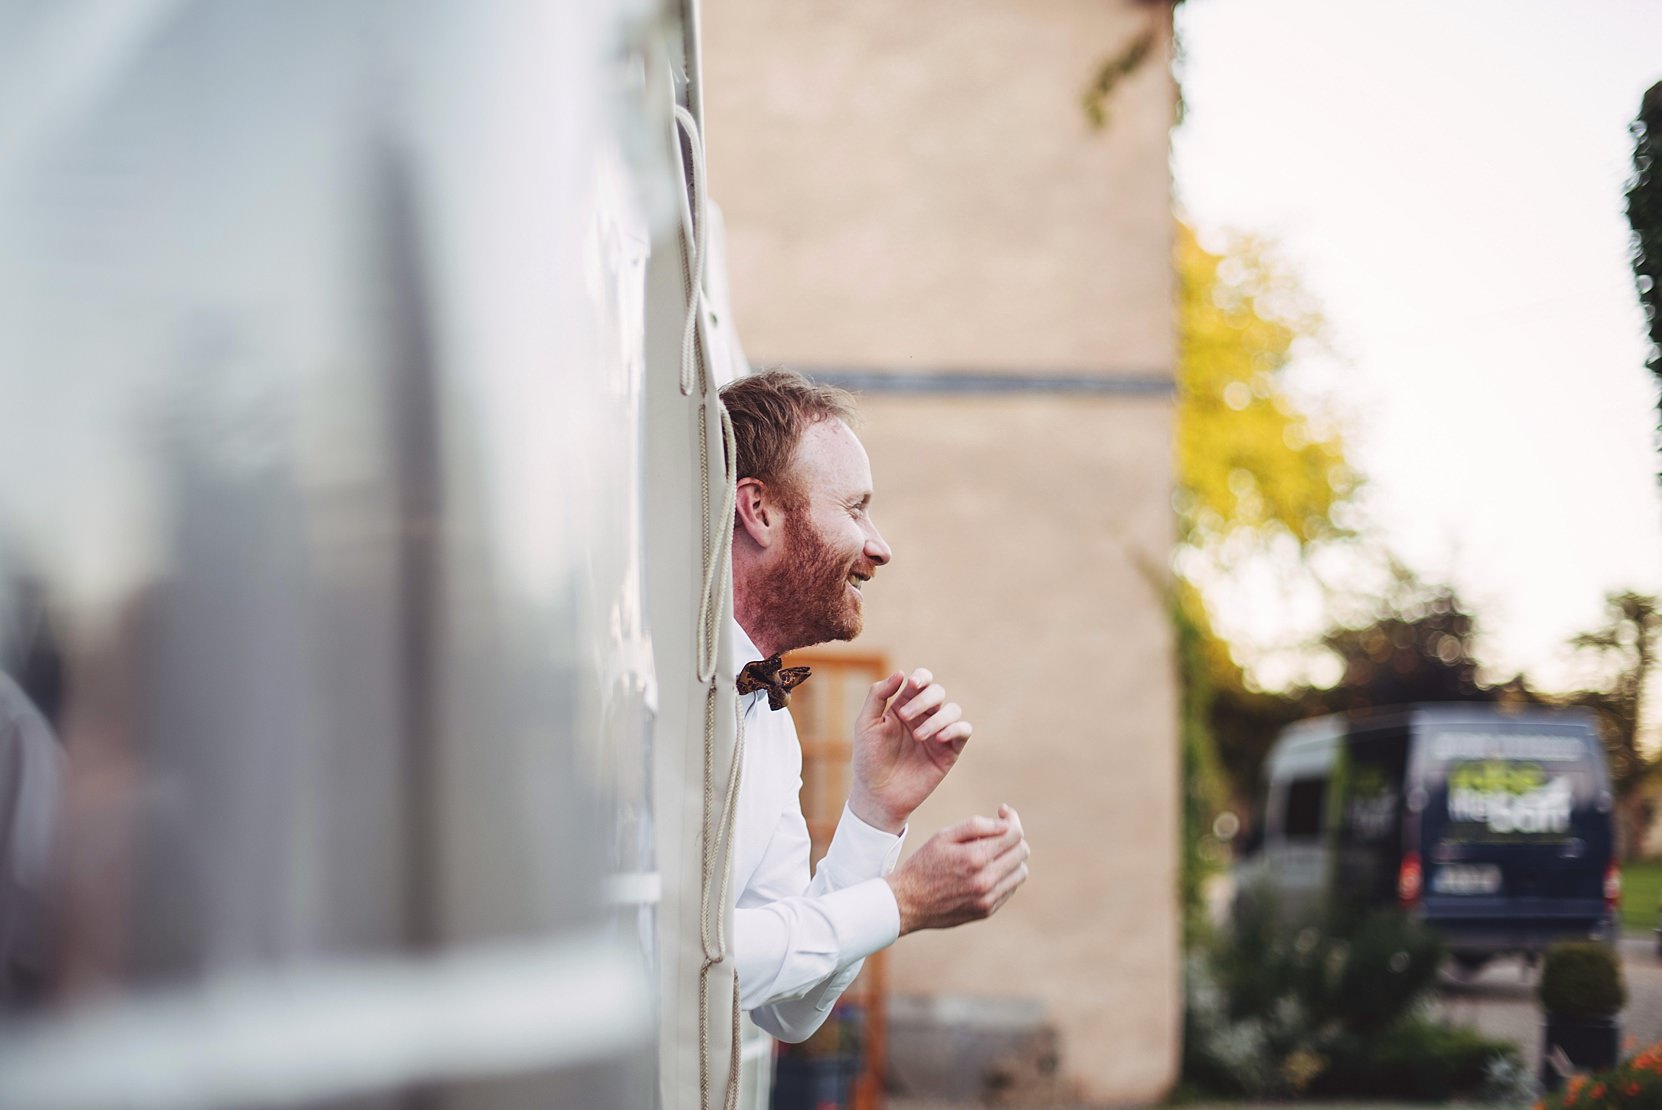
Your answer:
[1626,82,1662,477]
[1565,591,1660,858]
[1174,220,1359,929]
[1175,223,1356,556]
[1217,564,1509,809]
[1310,563,1489,714]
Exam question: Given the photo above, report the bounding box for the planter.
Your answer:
[1539,1014,1621,1092]
[770,1053,858,1110]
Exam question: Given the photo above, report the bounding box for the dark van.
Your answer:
[1235,704,1618,967]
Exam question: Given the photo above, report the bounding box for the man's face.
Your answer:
[758,419,892,651]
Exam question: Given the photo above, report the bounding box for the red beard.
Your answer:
[748,508,867,654]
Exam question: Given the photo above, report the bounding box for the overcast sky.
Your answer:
[1172,0,1662,694]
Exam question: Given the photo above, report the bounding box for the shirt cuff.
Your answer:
[818,803,906,889]
[817,876,901,962]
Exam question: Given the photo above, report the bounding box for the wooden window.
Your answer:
[783,649,890,1110]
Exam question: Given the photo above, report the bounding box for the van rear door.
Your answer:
[1415,725,1611,951]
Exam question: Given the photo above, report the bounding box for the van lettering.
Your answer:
[1447,774,1571,835]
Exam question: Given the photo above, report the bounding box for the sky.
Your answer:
[1172,0,1662,695]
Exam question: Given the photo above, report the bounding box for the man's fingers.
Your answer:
[981,854,1030,914]
[889,668,933,712]
[947,814,1006,842]
[897,681,950,724]
[973,836,1030,910]
[998,803,1023,837]
[991,833,1030,871]
[967,821,1023,864]
[992,821,1024,855]
[858,672,907,726]
[913,702,962,741]
[935,721,973,750]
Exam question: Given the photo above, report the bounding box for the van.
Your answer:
[1234,704,1618,967]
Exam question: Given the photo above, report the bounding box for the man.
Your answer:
[721,369,1030,1043]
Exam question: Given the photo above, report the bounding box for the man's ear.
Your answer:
[734,477,780,548]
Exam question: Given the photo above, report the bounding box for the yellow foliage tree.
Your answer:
[1173,221,1361,933]
[1175,221,1356,552]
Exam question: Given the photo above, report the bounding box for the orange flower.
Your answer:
[1628,1083,1640,1096]
[1591,1083,1606,1099]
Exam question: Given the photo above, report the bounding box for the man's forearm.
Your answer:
[735,879,899,1041]
[736,805,906,1037]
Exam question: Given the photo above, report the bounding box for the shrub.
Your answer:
[1210,893,1443,1034]
[1182,896,1514,1101]
[1540,942,1627,1019]
[1322,906,1446,1034]
[1314,1017,1518,1101]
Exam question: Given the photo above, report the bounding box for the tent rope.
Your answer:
[676,101,744,1110]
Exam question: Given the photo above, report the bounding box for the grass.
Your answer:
[1622,858,1662,935]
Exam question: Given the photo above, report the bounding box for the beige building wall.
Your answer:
[703,0,1180,1101]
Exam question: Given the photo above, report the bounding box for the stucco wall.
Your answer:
[703,0,1173,374]
[856,396,1180,1101]
[702,0,1180,1100]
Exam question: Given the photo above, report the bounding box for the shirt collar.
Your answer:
[731,617,767,709]
[731,616,762,669]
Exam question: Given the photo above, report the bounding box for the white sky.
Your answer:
[1172,0,1662,694]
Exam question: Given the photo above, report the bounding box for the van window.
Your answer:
[1283,776,1326,839]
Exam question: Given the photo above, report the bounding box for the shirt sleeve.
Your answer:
[735,800,905,1043]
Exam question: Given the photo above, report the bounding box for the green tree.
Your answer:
[1626,82,1662,474]
[1566,590,1660,858]
[1219,567,1509,809]
[1311,564,1490,714]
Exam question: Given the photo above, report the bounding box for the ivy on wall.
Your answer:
[1082,0,1182,130]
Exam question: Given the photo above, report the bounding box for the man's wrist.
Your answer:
[847,790,907,836]
[883,872,917,936]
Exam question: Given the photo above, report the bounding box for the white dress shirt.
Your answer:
[731,619,904,1043]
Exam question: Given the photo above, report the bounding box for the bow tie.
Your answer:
[736,655,812,711]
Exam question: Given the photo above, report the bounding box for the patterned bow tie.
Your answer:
[737,655,812,711]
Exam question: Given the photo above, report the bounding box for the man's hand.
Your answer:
[848,668,971,834]
[885,806,1030,935]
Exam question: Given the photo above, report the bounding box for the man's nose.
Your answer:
[864,522,892,566]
